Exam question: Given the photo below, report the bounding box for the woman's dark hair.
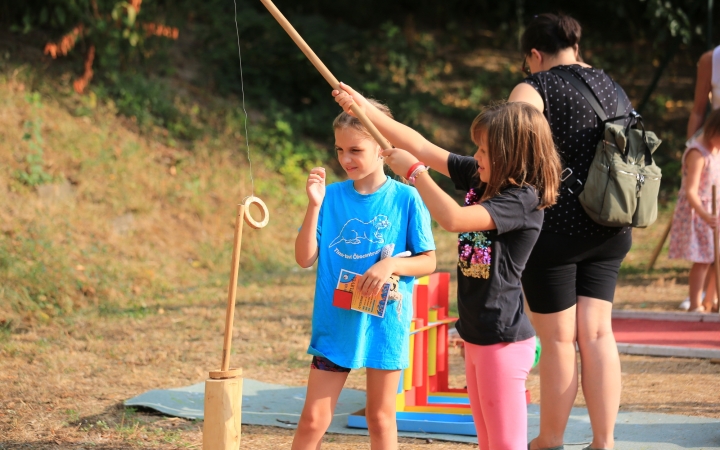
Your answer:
[521,13,582,56]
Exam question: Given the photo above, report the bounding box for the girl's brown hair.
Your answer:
[470,102,561,209]
[703,108,720,140]
[333,99,393,136]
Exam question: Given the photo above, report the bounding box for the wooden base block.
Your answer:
[203,376,243,450]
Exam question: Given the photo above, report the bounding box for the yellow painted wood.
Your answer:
[396,392,405,412]
[428,309,438,376]
[404,322,415,391]
[404,405,473,415]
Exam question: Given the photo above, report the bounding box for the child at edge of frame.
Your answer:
[292,99,437,450]
[334,84,562,450]
[668,108,720,313]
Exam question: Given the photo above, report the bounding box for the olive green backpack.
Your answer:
[552,68,662,228]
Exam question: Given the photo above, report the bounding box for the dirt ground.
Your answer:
[2,213,719,450]
[2,219,720,450]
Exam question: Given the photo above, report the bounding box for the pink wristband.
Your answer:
[409,165,429,185]
[406,162,424,179]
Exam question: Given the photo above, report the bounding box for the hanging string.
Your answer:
[232,0,254,197]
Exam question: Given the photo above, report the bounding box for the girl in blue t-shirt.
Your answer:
[334,86,562,450]
[293,99,436,450]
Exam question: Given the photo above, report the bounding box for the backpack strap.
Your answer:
[549,67,633,196]
[551,67,607,121]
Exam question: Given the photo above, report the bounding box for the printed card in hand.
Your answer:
[332,269,388,317]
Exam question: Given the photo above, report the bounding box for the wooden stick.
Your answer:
[259,0,391,149]
[714,185,720,314]
[220,202,246,372]
[219,196,269,373]
[647,217,673,271]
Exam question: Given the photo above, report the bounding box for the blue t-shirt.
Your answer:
[308,177,435,370]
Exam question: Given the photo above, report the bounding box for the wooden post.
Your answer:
[203,197,269,450]
[713,186,720,314]
[647,217,673,272]
[258,0,391,150]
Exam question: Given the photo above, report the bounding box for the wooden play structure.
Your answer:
[203,196,269,450]
[348,272,535,435]
[348,272,476,434]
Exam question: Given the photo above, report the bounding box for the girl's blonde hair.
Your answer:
[470,102,561,209]
[333,99,393,136]
[703,108,720,139]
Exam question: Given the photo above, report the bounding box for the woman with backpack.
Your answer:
[508,13,634,450]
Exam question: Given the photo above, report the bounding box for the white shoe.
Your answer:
[679,298,690,311]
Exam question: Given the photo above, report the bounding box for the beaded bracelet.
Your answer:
[409,165,429,185]
[406,162,425,180]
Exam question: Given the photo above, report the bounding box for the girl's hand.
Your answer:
[358,258,396,297]
[332,82,367,117]
[306,167,326,207]
[701,210,718,229]
[381,148,419,178]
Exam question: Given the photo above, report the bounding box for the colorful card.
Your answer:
[333,269,388,318]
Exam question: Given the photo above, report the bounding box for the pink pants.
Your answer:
[464,337,536,450]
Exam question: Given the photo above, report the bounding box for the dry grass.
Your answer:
[1,66,719,449]
[2,272,719,449]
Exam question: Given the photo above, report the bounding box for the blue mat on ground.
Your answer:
[124,379,720,449]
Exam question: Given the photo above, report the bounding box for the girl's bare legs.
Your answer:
[365,368,402,450]
[577,296,621,449]
[528,306,578,449]
[689,263,711,311]
[702,265,718,312]
[291,369,349,450]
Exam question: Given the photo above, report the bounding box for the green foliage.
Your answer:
[4,0,719,190]
[15,92,54,187]
[95,74,201,140]
[0,227,76,319]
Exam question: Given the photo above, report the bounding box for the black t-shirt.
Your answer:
[447,154,538,346]
[524,64,633,238]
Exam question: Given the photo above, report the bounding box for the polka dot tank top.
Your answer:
[524,64,633,238]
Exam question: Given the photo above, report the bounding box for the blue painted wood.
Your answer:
[348,411,477,436]
[427,395,470,405]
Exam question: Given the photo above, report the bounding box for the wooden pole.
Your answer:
[714,185,720,313]
[647,217,673,271]
[259,0,391,150]
[220,203,246,371]
[203,196,269,450]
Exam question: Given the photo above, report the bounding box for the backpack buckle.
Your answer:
[561,168,584,196]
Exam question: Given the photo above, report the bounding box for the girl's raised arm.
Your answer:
[295,168,325,267]
[333,83,451,177]
[382,148,497,233]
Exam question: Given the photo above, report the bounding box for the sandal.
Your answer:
[528,443,564,450]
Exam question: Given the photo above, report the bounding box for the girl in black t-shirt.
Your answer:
[333,87,561,450]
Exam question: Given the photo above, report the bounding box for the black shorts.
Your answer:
[522,230,632,314]
[310,356,351,373]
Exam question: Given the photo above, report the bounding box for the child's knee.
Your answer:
[297,409,332,434]
[365,408,396,433]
